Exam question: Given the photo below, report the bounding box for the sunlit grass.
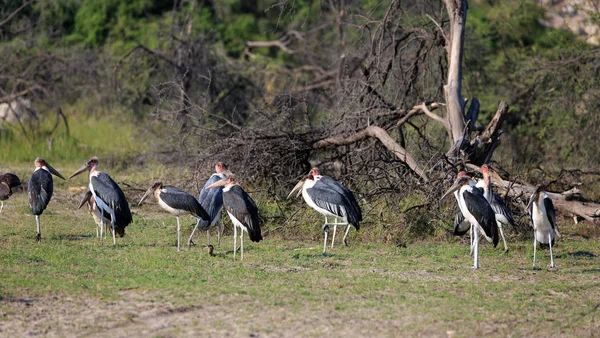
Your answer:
[0,108,144,165]
[0,186,598,336]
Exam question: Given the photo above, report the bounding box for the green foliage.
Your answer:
[465,0,600,169]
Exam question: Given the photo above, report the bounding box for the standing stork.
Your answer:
[70,157,132,245]
[477,164,515,252]
[442,173,498,269]
[287,169,362,255]
[452,171,478,254]
[77,189,111,238]
[27,158,65,241]
[139,182,209,251]
[527,185,558,268]
[0,173,21,213]
[188,162,228,248]
[206,176,262,260]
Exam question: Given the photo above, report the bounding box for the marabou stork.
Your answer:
[69,157,132,245]
[27,158,65,241]
[442,173,498,269]
[477,164,515,252]
[188,162,228,248]
[77,189,111,238]
[452,172,478,254]
[287,168,362,255]
[0,173,21,213]
[139,182,209,252]
[527,185,558,268]
[206,175,262,260]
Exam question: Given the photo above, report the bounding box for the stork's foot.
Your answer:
[343,238,348,247]
[322,224,330,233]
[504,248,509,254]
[188,240,196,248]
[204,244,215,256]
[35,233,41,242]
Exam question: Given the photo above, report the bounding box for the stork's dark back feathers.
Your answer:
[307,178,362,229]
[318,176,363,223]
[197,174,225,230]
[91,172,132,235]
[463,189,499,247]
[223,185,262,242]
[1,173,21,201]
[491,192,515,225]
[160,185,209,220]
[28,169,53,216]
[453,206,470,236]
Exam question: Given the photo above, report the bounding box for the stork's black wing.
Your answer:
[78,189,94,210]
[543,197,556,230]
[0,173,21,190]
[453,206,470,236]
[28,169,53,216]
[318,176,362,224]
[223,185,262,242]
[161,186,209,220]
[309,179,361,229]
[91,172,132,229]
[463,189,498,247]
[197,174,225,230]
[491,192,515,226]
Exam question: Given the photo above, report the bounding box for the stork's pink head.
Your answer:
[310,167,320,176]
[481,164,489,174]
[305,173,315,181]
[457,171,467,178]
[34,157,47,168]
[215,162,228,173]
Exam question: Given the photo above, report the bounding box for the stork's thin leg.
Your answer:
[99,216,104,245]
[469,225,474,256]
[207,229,211,246]
[473,226,479,269]
[96,223,99,238]
[188,219,200,248]
[111,220,116,246]
[0,201,4,213]
[35,215,41,242]
[532,233,537,268]
[240,229,244,260]
[498,222,508,252]
[322,225,329,256]
[217,221,223,247]
[176,217,181,252]
[233,224,237,260]
[331,218,337,248]
[343,224,351,247]
[549,233,555,268]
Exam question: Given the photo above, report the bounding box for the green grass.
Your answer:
[0,188,599,336]
[0,109,144,164]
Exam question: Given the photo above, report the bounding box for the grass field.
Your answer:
[0,177,599,338]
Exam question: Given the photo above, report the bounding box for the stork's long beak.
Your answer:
[441,183,462,201]
[287,180,304,199]
[69,162,90,179]
[78,190,93,210]
[138,187,154,206]
[47,163,66,180]
[206,178,227,189]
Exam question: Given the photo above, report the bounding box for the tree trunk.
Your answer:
[443,0,468,146]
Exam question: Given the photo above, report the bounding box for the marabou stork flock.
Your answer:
[0,156,561,267]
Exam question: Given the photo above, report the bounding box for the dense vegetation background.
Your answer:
[1,0,599,243]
